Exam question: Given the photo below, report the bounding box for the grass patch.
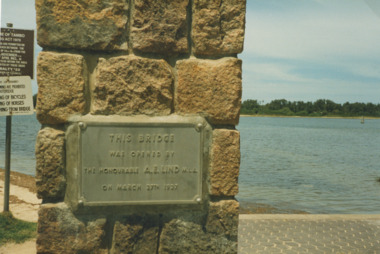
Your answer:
[0,212,37,246]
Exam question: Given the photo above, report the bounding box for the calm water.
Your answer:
[1,115,380,213]
[0,114,40,176]
[237,116,380,214]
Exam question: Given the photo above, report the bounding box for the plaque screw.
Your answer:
[78,199,84,207]
[196,197,202,203]
[195,123,203,132]
[78,122,86,130]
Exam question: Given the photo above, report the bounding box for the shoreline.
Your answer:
[0,168,36,193]
[240,114,380,120]
[239,201,309,214]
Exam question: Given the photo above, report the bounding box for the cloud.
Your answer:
[364,0,380,18]
[2,0,379,102]
[245,2,380,61]
[244,60,315,84]
[243,66,380,104]
[1,0,36,29]
[242,0,380,103]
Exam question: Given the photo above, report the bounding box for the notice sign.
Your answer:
[0,28,34,78]
[78,122,203,205]
[0,76,34,116]
[65,115,211,207]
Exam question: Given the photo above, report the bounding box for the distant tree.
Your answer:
[313,99,326,113]
[241,99,259,110]
[365,103,376,116]
[268,99,288,110]
[240,99,380,117]
[351,102,365,116]
[241,99,260,114]
[325,99,337,113]
[342,102,351,115]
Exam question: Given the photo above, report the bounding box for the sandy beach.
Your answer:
[0,169,40,254]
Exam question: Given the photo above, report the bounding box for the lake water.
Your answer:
[237,116,380,214]
[0,114,40,176]
[1,114,379,213]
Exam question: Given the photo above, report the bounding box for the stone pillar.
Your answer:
[35,1,246,253]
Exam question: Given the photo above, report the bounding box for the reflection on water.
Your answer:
[237,117,380,214]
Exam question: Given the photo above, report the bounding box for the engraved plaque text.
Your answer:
[69,117,207,206]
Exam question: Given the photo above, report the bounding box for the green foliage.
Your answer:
[0,212,37,246]
[241,99,260,114]
[295,110,308,116]
[259,107,295,116]
[241,99,380,117]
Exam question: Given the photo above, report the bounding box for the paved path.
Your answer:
[239,214,380,254]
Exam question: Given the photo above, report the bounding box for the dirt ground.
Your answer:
[0,169,40,254]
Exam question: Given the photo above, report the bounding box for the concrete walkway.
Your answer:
[239,214,380,254]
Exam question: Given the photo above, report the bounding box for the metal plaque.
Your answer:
[0,28,34,79]
[67,116,210,207]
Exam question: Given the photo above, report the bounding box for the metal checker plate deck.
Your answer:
[79,121,203,206]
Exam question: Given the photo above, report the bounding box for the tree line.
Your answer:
[241,99,380,117]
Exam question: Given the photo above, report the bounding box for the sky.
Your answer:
[1,0,380,104]
[242,0,380,104]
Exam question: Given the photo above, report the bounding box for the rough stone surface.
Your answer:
[176,58,242,125]
[35,0,244,251]
[210,129,240,196]
[37,203,107,254]
[132,0,189,54]
[92,55,173,115]
[36,0,129,50]
[111,215,159,254]
[159,216,237,253]
[192,0,246,55]
[206,199,239,241]
[36,52,86,124]
[35,127,66,201]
